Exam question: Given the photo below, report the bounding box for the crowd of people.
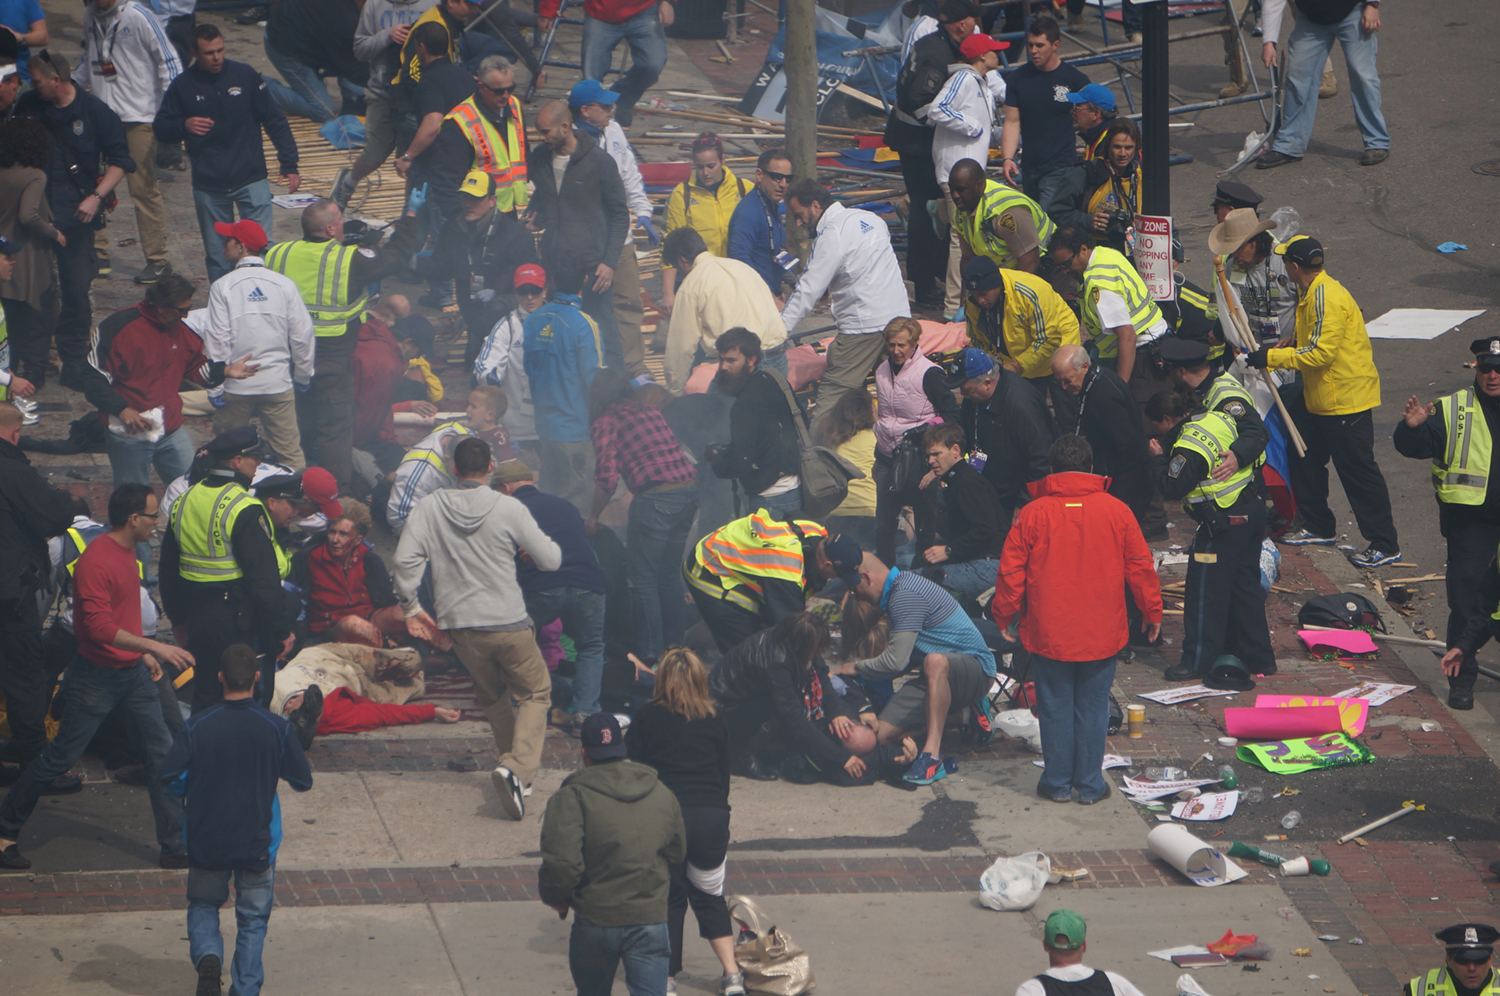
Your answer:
[0,0,1426,993]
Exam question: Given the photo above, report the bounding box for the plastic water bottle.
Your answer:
[1244,786,1265,804]
[1218,765,1237,789]
[1280,810,1302,830]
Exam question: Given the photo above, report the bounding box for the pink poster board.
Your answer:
[1255,694,1369,736]
[1223,705,1345,740]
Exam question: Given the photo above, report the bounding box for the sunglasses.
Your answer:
[1049,251,1076,267]
[516,285,545,295]
[477,80,513,97]
[760,169,792,183]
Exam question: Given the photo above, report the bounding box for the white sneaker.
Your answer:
[12,397,36,412]
[492,765,525,820]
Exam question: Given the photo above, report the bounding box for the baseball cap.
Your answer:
[1045,909,1087,950]
[580,712,628,761]
[962,254,1004,293]
[959,33,1010,60]
[822,533,864,590]
[205,425,269,460]
[569,79,620,108]
[490,459,535,485]
[1274,234,1324,268]
[300,466,342,519]
[0,65,16,85]
[1471,337,1500,370]
[1065,83,1115,112]
[943,346,995,387]
[459,170,495,200]
[213,219,268,253]
[0,234,22,255]
[513,263,547,291]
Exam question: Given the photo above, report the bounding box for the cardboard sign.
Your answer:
[1147,824,1249,887]
[1256,694,1369,736]
[1223,705,1345,740]
[1330,682,1415,707]
[1236,732,1375,774]
[1171,791,1240,821]
[1138,685,1239,706]
[1134,214,1174,301]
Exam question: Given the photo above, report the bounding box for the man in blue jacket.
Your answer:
[153,24,300,281]
[522,266,605,514]
[726,147,792,303]
[160,643,312,996]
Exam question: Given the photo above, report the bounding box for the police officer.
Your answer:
[948,158,1055,278]
[159,426,293,712]
[1210,178,1264,224]
[1398,337,1500,710]
[264,198,421,491]
[1145,389,1275,682]
[1158,337,1269,480]
[684,513,850,652]
[1406,924,1500,996]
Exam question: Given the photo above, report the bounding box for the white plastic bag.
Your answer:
[979,851,1050,911]
[996,709,1043,754]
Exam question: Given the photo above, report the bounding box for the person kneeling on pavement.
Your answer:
[270,642,460,749]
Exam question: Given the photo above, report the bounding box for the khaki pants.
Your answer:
[939,184,963,314]
[613,242,648,378]
[96,123,168,266]
[213,388,305,471]
[810,330,888,438]
[448,626,551,785]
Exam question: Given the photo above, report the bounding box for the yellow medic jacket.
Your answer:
[1266,270,1380,416]
[662,169,751,264]
[965,268,1081,379]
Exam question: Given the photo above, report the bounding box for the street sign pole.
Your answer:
[1139,0,1170,215]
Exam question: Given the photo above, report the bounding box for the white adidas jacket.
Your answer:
[594,119,652,247]
[74,0,181,124]
[204,257,316,397]
[928,63,997,188]
[472,306,538,443]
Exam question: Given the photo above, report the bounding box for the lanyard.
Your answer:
[761,191,782,254]
[91,13,127,69]
[1076,366,1097,426]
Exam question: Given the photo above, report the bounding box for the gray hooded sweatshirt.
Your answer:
[392,480,562,630]
[353,0,437,99]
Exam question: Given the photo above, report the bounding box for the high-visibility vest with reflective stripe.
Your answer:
[264,240,370,337]
[443,96,529,214]
[1081,245,1164,358]
[1201,372,1266,469]
[169,480,261,582]
[1408,967,1497,996]
[686,511,827,610]
[398,422,472,474]
[956,180,1055,271]
[1175,410,1253,510]
[1432,389,1492,505]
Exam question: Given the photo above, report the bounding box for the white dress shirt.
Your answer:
[204,257,316,396]
[781,201,910,337]
[74,0,181,123]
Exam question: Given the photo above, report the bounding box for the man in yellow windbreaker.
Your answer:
[1245,235,1399,568]
[960,255,1079,382]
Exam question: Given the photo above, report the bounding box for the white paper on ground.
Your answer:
[1149,946,1212,963]
[1138,685,1240,706]
[1147,824,1249,887]
[1364,308,1486,341]
[1171,790,1240,821]
[1122,776,1223,801]
[1329,681,1416,707]
[1033,755,1133,769]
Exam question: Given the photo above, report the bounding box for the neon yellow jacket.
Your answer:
[1266,271,1380,416]
[662,169,751,266]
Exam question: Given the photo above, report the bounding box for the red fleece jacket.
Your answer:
[539,0,670,25]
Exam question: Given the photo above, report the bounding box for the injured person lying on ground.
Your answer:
[270,643,461,749]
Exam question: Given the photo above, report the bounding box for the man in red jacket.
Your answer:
[992,434,1161,805]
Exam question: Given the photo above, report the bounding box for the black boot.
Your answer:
[1449,686,1475,711]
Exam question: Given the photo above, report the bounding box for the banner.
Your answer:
[747,2,905,122]
[1236,732,1375,774]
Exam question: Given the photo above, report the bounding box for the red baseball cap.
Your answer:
[213,219,269,253]
[959,33,1010,59]
[513,263,547,291]
[300,466,341,519]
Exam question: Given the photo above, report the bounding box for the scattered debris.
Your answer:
[1337,800,1423,845]
[1436,242,1468,253]
[1293,949,1312,957]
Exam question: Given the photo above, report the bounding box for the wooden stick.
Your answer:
[1213,258,1308,457]
[1337,802,1420,845]
[1383,574,1444,584]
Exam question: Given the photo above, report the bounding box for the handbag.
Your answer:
[729,895,816,995]
[765,369,862,520]
[887,424,932,500]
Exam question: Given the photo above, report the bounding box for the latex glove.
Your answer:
[474,288,496,304]
[295,380,311,394]
[208,388,226,408]
[405,183,429,214]
[638,214,659,245]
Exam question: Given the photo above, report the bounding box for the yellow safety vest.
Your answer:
[1201,372,1266,469]
[1408,967,1497,996]
[1081,245,1164,359]
[685,511,828,613]
[1432,388,1491,506]
[264,240,370,338]
[1175,410,1254,510]
[169,480,262,583]
[957,179,1055,271]
[443,96,529,214]
[397,421,472,475]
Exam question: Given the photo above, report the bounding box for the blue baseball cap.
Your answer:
[569,79,621,109]
[1066,83,1116,112]
[943,347,995,387]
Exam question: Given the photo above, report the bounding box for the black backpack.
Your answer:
[1297,592,1386,633]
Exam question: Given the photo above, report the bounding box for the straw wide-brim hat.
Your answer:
[1208,208,1278,256]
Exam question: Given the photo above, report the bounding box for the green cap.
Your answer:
[1045,909,1087,950]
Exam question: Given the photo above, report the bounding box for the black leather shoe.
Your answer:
[196,953,222,996]
[1252,663,1278,677]
[733,755,779,781]
[40,774,83,795]
[1162,663,1200,682]
[232,5,267,24]
[0,844,31,869]
[160,849,190,870]
[289,685,324,751]
[1449,688,1475,711]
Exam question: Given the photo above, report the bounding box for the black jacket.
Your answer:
[0,438,74,602]
[916,458,1006,563]
[1075,364,1153,515]
[710,369,804,498]
[626,703,732,810]
[428,206,538,337]
[883,27,964,159]
[708,627,858,772]
[155,60,299,194]
[16,89,134,226]
[159,474,293,647]
[525,129,628,272]
[1393,379,1500,528]
[960,370,1058,511]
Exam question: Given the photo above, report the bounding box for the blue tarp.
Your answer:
[765,3,907,103]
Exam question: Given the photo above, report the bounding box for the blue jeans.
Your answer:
[1021,165,1076,224]
[1272,5,1387,156]
[262,30,363,123]
[750,486,802,520]
[187,864,277,996]
[0,656,184,850]
[105,424,196,488]
[627,485,699,660]
[1032,655,1116,802]
[569,917,671,996]
[938,557,1000,605]
[525,587,606,716]
[581,5,668,116]
[194,180,273,282]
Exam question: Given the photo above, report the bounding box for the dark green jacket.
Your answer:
[538,759,686,926]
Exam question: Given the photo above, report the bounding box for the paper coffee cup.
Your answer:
[1280,856,1311,877]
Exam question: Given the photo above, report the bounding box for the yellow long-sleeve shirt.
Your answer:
[966,268,1081,379]
[1266,270,1380,416]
